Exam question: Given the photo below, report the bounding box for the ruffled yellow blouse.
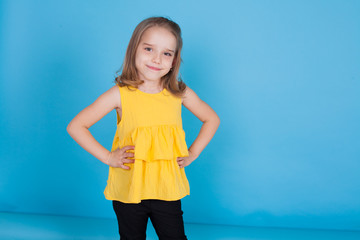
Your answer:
[104,85,190,203]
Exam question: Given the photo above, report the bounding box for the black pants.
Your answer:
[112,199,188,240]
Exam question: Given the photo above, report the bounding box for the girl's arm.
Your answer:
[67,86,134,168]
[178,86,220,167]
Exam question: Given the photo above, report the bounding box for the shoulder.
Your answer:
[181,86,200,105]
[101,85,121,109]
[181,86,219,123]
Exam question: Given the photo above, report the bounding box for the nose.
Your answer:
[152,52,161,64]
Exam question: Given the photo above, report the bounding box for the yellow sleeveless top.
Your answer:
[104,85,190,203]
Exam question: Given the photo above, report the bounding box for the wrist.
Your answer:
[188,149,199,159]
[105,151,112,166]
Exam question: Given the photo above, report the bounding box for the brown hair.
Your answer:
[115,17,187,97]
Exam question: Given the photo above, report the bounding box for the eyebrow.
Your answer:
[143,43,175,53]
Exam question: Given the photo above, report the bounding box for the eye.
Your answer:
[144,47,152,52]
[164,52,172,57]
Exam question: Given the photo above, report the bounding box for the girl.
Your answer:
[67,17,220,240]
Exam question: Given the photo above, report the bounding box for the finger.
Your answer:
[120,164,131,170]
[123,158,135,164]
[113,161,123,168]
[124,152,135,158]
[121,145,135,152]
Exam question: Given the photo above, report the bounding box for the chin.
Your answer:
[144,73,168,81]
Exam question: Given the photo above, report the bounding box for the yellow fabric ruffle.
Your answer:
[119,124,189,162]
[105,159,190,203]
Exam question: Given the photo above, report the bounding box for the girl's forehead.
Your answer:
[140,26,177,49]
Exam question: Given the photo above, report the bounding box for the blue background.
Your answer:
[1,0,359,232]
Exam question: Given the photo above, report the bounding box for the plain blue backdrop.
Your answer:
[1,0,359,232]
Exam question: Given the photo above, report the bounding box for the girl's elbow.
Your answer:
[212,112,220,125]
[67,120,80,136]
[206,114,220,126]
[215,115,220,126]
[67,120,89,136]
[66,122,74,135]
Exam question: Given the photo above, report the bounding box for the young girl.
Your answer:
[67,17,220,240]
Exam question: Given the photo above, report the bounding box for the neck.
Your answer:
[138,81,163,93]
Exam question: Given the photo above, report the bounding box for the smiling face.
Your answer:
[135,26,177,83]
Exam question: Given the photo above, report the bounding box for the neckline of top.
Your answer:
[136,87,166,95]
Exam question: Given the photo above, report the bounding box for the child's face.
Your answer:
[135,26,176,83]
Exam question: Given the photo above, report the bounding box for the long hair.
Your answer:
[115,17,186,97]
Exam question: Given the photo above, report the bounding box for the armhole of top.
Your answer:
[117,85,124,126]
[116,111,121,125]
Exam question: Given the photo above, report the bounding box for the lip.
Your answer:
[146,65,162,71]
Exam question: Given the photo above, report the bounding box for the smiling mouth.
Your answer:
[146,65,162,71]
